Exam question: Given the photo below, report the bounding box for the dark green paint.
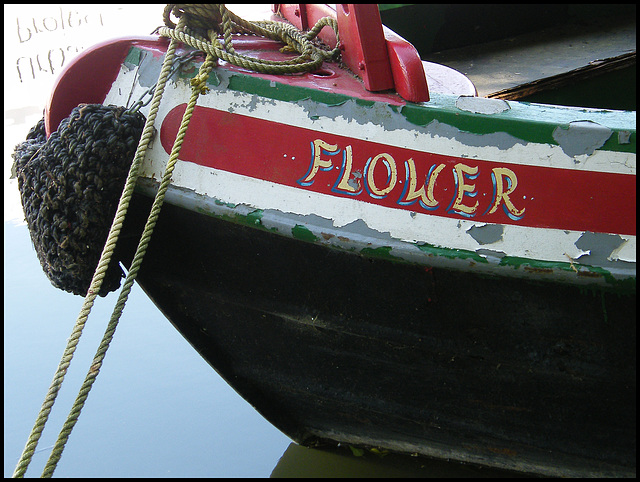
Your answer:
[359,246,401,261]
[291,224,318,242]
[246,209,264,226]
[416,243,488,263]
[125,46,635,155]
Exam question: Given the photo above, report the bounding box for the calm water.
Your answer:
[4,221,294,477]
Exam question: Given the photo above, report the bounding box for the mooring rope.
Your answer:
[13,4,340,477]
[12,15,187,480]
[40,31,217,480]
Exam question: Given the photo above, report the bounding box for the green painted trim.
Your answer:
[246,209,264,226]
[194,206,275,233]
[499,254,635,292]
[188,199,634,293]
[377,5,414,12]
[499,254,575,272]
[402,94,636,153]
[124,48,142,66]
[214,199,237,209]
[226,71,635,154]
[126,46,636,154]
[225,72,356,107]
[360,245,401,260]
[415,242,634,291]
[416,243,488,263]
[292,224,318,242]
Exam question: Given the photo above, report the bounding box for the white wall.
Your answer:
[4,4,163,223]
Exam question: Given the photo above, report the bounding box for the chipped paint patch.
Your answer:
[608,237,635,262]
[466,223,504,245]
[456,95,511,115]
[416,243,488,263]
[137,177,635,291]
[158,159,634,274]
[618,131,632,144]
[106,57,635,178]
[552,121,612,157]
[574,232,628,266]
[246,209,264,226]
[360,246,400,260]
[292,224,318,242]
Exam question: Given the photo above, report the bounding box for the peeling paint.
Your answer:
[360,245,400,260]
[618,131,632,144]
[574,232,627,267]
[108,48,635,292]
[455,95,510,115]
[552,121,613,157]
[136,51,162,88]
[608,237,634,262]
[416,243,488,263]
[476,248,506,262]
[466,223,504,245]
[423,118,526,151]
[119,47,635,159]
[246,209,264,226]
[292,224,317,242]
[137,176,635,291]
[339,218,394,242]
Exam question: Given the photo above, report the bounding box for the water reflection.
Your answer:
[271,443,536,478]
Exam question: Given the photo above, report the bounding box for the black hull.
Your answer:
[116,192,635,477]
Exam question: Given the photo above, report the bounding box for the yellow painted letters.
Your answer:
[487,167,525,219]
[450,163,479,215]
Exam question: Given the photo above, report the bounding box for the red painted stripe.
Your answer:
[161,104,636,236]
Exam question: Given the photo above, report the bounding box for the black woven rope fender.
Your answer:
[12,104,146,296]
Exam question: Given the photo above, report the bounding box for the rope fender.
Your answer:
[11,4,341,477]
[12,106,146,296]
[11,4,340,299]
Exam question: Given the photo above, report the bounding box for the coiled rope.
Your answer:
[159,4,340,74]
[13,4,340,477]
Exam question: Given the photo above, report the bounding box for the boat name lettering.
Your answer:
[298,138,526,221]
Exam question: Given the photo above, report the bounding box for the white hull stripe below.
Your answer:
[103,62,636,278]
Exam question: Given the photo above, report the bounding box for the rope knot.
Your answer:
[190,74,210,94]
[163,4,224,34]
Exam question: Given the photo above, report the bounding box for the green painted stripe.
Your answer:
[224,71,636,153]
[360,245,401,260]
[377,5,414,12]
[126,46,636,154]
[189,196,634,293]
[401,94,636,153]
[225,71,358,107]
[416,243,488,263]
[291,224,318,242]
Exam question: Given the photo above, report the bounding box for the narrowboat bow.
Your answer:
[15,4,635,477]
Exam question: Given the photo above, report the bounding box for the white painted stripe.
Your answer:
[105,67,636,176]
[144,151,638,267]
[103,64,637,268]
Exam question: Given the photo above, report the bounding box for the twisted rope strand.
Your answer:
[160,4,340,74]
[40,19,216,480]
[14,5,340,477]
[12,18,184,481]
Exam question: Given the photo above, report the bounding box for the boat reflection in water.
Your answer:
[271,443,534,478]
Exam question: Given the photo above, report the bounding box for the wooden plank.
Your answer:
[489,52,635,100]
[424,17,636,98]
